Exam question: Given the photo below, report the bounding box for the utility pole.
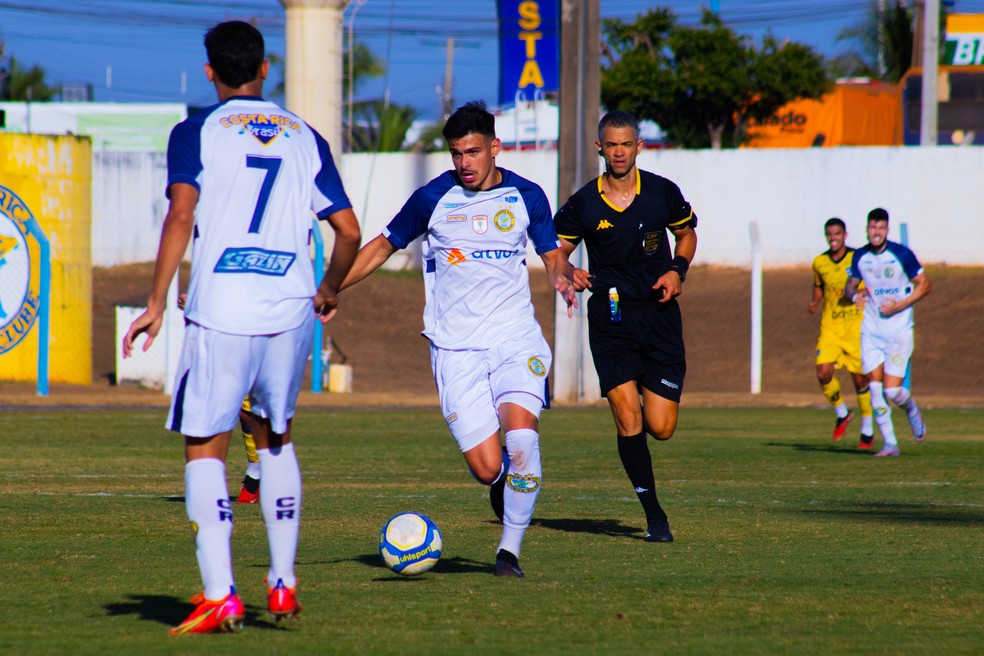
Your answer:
[443,37,455,118]
[555,0,600,403]
[920,0,939,145]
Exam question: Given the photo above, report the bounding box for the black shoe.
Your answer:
[644,517,674,543]
[858,433,874,449]
[494,549,524,577]
[490,475,505,522]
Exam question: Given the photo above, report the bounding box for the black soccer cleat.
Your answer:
[644,517,674,543]
[494,549,525,578]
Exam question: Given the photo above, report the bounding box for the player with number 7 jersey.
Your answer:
[167,95,351,335]
[122,21,361,634]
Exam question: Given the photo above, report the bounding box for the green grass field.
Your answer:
[2,406,982,655]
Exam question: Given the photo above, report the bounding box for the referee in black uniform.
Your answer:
[554,110,697,543]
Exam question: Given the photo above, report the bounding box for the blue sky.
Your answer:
[2,0,983,119]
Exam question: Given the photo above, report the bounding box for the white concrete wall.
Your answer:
[92,151,168,266]
[90,146,984,268]
[642,146,984,267]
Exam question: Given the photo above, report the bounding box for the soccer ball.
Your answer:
[378,511,443,576]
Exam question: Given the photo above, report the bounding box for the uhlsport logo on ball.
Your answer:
[378,511,442,576]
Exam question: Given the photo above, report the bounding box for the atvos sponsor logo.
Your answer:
[872,288,900,296]
[471,249,518,260]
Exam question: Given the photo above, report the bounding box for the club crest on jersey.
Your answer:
[643,231,662,254]
[447,248,467,265]
[494,209,515,232]
[472,215,488,234]
[527,356,547,377]
[0,184,42,355]
[883,267,894,278]
[214,247,296,276]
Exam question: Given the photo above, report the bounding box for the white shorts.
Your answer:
[167,316,313,437]
[431,328,551,453]
[861,327,913,379]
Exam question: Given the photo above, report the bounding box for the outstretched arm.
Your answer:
[653,224,697,302]
[540,248,578,318]
[122,183,198,357]
[313,207,362,321]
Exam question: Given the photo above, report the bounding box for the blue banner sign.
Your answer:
[497,0,559,105]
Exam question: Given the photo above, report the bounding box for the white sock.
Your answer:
[861,415,874,434]
[869,382,897,447]
[245,461,261,480]
[834,403,849,419]
[497,429,541,558]
[259,442,301,589]
[886,386,920,419]
[185,458,235,600]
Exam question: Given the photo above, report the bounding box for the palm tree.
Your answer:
[830,1,914,83]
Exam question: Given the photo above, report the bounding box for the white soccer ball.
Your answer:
[378,511,443,576]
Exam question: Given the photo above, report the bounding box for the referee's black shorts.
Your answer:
[587,294,686,402]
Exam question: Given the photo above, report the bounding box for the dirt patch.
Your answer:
[80,262,984,408]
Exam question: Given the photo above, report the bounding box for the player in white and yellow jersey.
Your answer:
[808,218,873,447]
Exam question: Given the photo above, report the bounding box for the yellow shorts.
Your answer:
[815,329,862,375]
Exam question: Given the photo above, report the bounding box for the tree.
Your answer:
[830,1,914,83]
[0,42,57,101]
[600,9,830,149]
[349,100,417,152]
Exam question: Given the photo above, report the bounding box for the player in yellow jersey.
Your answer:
[807,218,874,447]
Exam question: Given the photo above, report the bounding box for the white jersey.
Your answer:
[849,240,924,338]
[382,168,561,350]
[166,95,351,335]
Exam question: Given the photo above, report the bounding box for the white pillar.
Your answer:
[280,0,348,164]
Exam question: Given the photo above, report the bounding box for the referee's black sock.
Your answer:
[617,432,667,522]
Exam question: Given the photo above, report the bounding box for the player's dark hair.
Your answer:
[443,101,496,143]
[204,21,265,89]
[867,207,890,223]
[825,217,846,231]
[598,110,639,140]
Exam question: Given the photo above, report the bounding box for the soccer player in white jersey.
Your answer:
[844,208,932,457]
[332,101,576,578]
[122,21,361,634]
